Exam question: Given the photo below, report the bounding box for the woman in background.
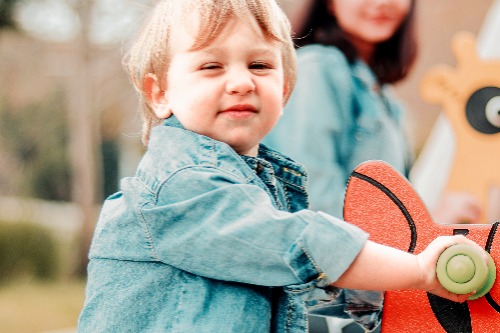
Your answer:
[265,0,480,224]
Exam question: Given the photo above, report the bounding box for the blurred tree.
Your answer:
[0,0,151,277]
[0,0,19,30]
[64,0,103,277]
[0,92,71,201]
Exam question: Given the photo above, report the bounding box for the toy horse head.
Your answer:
[344,160,500,333]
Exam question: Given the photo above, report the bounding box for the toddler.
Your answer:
[78,1,482,332]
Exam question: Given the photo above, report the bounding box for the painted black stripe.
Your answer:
[351,171,417,253]
[427,294,472,333]
[485,221,499,252]
[485,222,500,313]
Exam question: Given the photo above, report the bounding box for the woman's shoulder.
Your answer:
[293,44,354,94]
[296,44,350,67]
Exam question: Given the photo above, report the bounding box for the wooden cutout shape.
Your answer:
[420,31,500,224]
[343,160,500,333]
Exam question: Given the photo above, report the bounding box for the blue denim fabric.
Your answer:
[78,116,381,333]
[263,44,413,219]
[308,289,383,332]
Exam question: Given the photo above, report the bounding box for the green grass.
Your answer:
[0,279,86,333]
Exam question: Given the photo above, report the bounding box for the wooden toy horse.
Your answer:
[420,31,500,223]
[343,160,500,333]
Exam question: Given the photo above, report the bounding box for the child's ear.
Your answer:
[283,81,289,100]
[143,73,172,119]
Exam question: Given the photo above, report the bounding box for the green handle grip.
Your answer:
[436,244,496,300]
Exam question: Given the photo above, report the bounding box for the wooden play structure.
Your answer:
[420,31,500,223]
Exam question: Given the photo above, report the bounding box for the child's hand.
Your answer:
[433,192,481,224]
[416,235,489,302]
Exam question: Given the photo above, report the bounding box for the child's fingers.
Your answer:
[442,235,489,264]
[430,235,488,264]
[435,235,475,248]
[446,290,475,303]
[429,285,476,303]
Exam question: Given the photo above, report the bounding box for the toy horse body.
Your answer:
[344,160,500,333]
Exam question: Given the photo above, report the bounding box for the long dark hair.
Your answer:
[295,0,417,84]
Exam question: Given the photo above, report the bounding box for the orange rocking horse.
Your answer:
[343,160,500,333]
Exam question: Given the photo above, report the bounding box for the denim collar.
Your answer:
[352,59,380,92]
[162,115,184,129]
[160,115,308,190]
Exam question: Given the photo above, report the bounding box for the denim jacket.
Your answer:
[264,44,412,219]
[78,116,381,333]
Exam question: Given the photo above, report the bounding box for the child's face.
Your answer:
[158,18,287,157]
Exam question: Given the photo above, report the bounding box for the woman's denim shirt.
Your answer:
[78,117,381,333]
[264,44,413,219]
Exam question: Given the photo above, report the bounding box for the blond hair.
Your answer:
[123,0,297,145]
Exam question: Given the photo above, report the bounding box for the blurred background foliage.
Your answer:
[0,221,60,283]
[0,91,71,201]
[0,1,151,331]
[0,0,18,30]
[0,0,152,281]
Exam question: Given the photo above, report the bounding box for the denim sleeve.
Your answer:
[136,166,368,291]
[263,45,355,218]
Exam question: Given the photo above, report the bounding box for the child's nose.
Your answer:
[225,70,256,95]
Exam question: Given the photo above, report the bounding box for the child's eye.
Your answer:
[200,63,222,70]
[249,62,272,70]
